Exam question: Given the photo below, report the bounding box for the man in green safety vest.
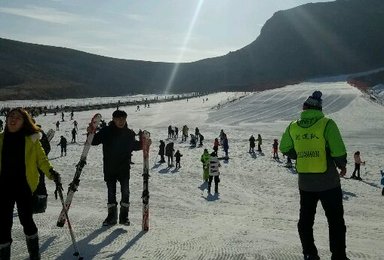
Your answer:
[280,91,349,260]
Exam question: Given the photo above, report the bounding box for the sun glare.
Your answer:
[163,0,204,94]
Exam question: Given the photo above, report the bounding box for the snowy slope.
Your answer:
[4,82,384,259]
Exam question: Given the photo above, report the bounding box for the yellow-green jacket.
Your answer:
[201,152,210,167]
[280,109,347,192]
[0,133,54,194]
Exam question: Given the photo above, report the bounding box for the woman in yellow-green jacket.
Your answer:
[280,91,349,260]
[0,108,62,260]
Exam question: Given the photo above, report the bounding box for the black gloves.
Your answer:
[50,169,63,198]
[50,169,61,184]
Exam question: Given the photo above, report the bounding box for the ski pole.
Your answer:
[55,185,83,260]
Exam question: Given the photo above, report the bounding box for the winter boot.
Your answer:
[119,204,130,226]
[0,242,11,260]
[331,254,350,260]
[26,233,40,260]
[103,204,117,226]
[304,255,320,260]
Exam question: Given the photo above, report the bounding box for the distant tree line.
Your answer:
[0,92,209,117]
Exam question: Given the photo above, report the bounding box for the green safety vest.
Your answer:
[289,117,329,173]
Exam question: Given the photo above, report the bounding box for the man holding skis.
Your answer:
[90,110,142,226]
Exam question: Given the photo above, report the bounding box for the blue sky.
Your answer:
[0,0,331,62]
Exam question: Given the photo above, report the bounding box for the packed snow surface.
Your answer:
[3,81,384,259]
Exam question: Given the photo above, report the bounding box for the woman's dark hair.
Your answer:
[6,107,40,135]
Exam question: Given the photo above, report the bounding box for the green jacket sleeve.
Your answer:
[324,119,347,167]
[280,123,292,152]
[324,119,346,157]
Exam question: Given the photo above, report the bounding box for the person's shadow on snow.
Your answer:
[342,190,357,201]
[359,179,380,189]
[55,227,127,259]
[198,182,208,191]
[111,231,147,259]
[48,156,63,161]
[171,167,180,173]
[151,163,161,169]
[158,167,172,174]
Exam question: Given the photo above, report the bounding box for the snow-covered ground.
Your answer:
[3,81,384,259]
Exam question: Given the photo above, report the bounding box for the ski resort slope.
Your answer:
[6,81,384,259]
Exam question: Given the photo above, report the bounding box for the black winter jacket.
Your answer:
[158,141,165,155]
[92,123,141,181]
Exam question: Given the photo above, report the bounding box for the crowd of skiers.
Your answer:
[1,96,384,260]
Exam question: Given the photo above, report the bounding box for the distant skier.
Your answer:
[198,133,204,146]
[174,150,183,168]
[190,134,197,147]
[195,127,200,142]
[222,134,229,159]
[249,135,256,153]
[213,138,219,156]
[272,139,279,159]
[208,152,221,194]
[168,125,172,138]
[165,142,175,167]
[219,129,225,145]
[256,134,262,152]
[200,149,210,182]
[55,120,60,131]
[285,155,293,168]
[158,140,166,163]
[182,125,189,142]
[73,120,78,131]
[57,135,67,156]
[174,126,179,139]
[350,151,365,180]
[71,127,77,143]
